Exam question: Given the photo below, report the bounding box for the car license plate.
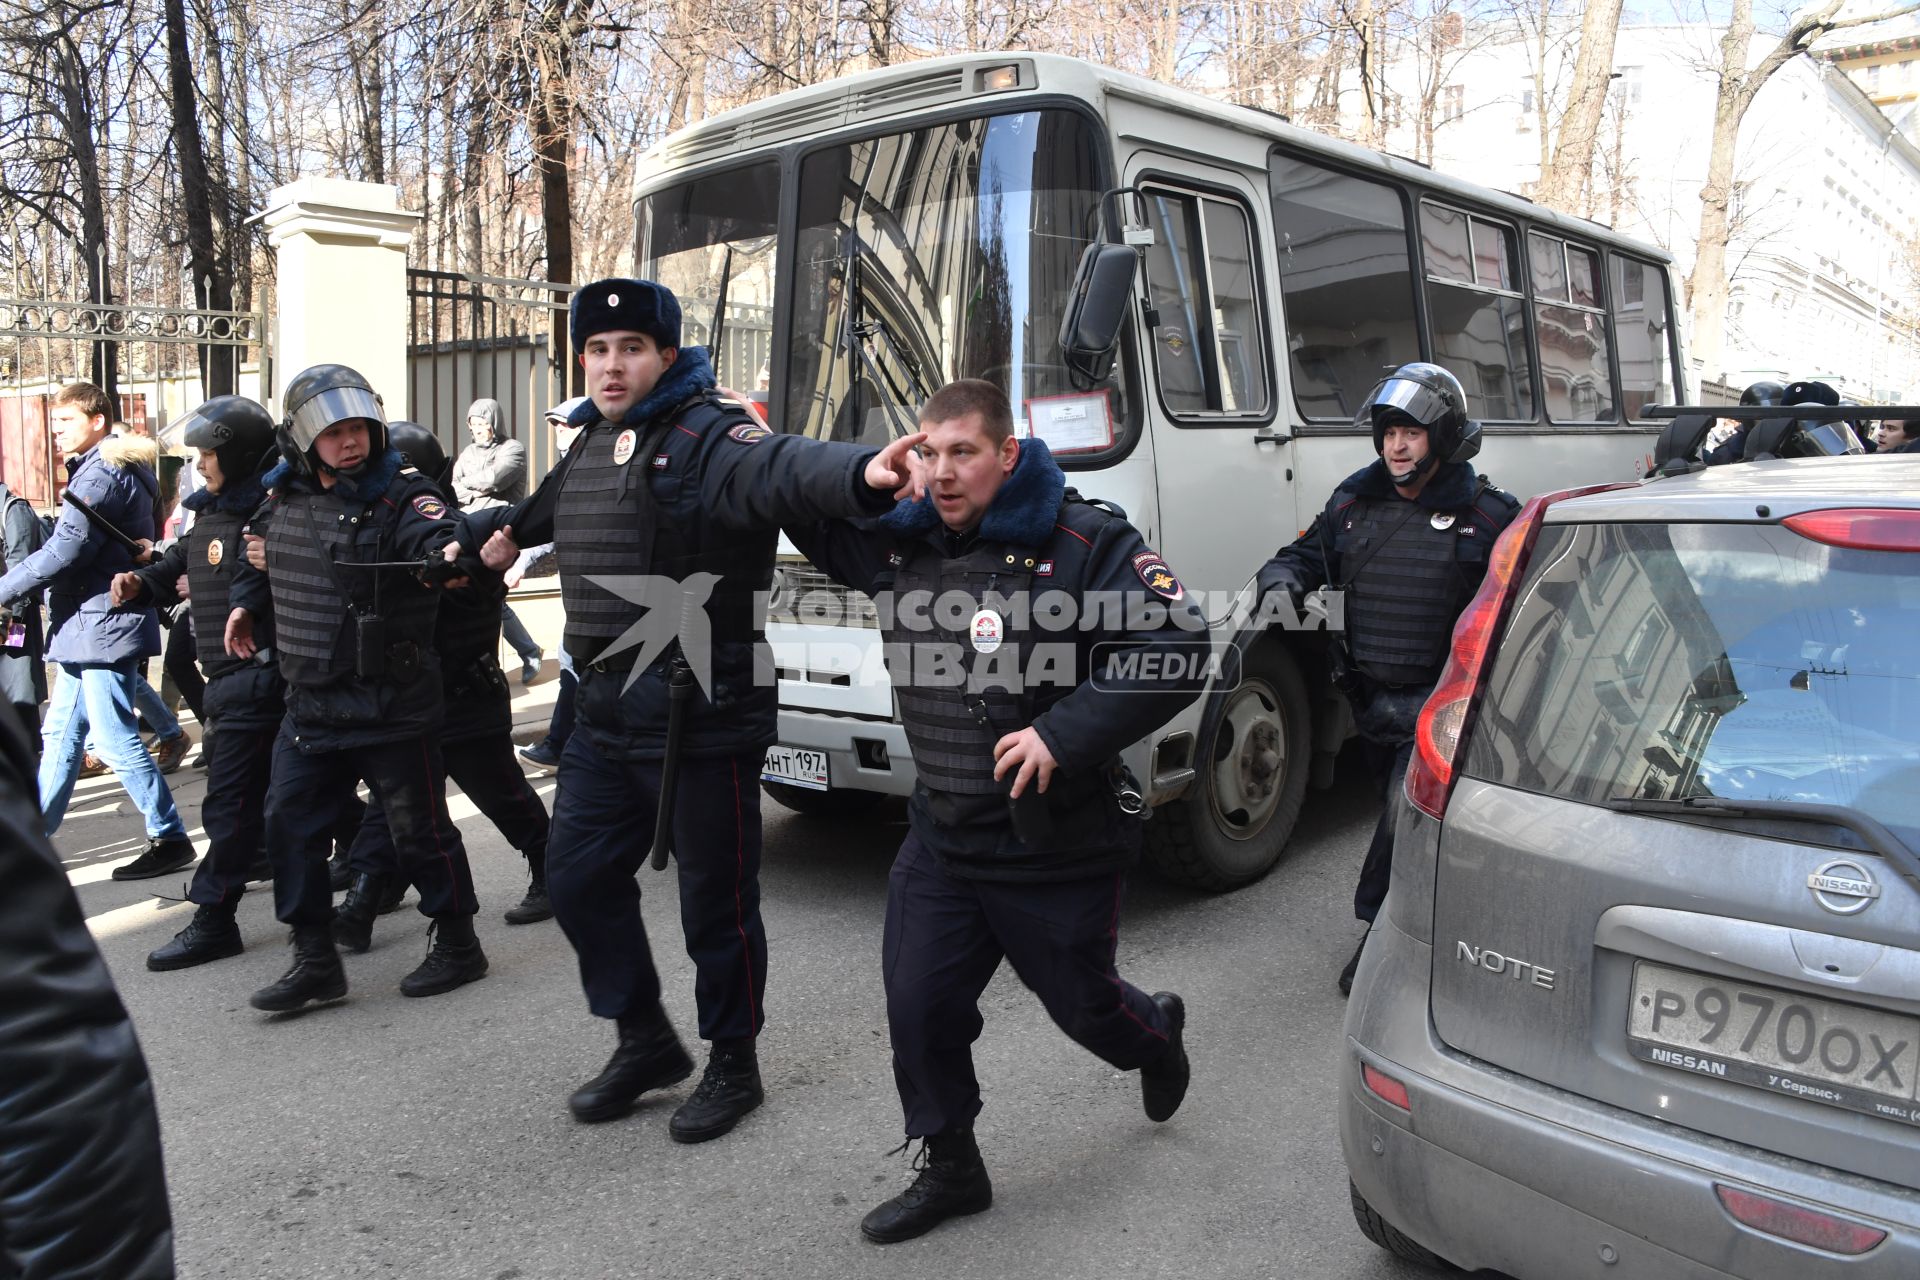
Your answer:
[1627,961,1920,1126]
[762,745,829,791]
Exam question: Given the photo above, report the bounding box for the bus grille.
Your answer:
[769,562,878,630]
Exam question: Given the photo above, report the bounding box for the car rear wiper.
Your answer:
[1607,795,1920,895]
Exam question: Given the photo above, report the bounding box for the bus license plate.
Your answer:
[1627,961,1920,1126]
[762,746,829,791]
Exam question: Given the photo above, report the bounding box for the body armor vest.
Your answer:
[1340,497,1469,685]
[884,542,1039,798]
[552,396,770,661]
[184,506,254,669]
[265,487,439,678]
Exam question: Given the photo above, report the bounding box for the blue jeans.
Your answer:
[131,671,183,741]
[501,602,540,663]
[41,662,188,840]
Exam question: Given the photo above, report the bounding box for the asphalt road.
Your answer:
[58,664,1437,1280]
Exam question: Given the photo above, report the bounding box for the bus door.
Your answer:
[1123,158,1293,609]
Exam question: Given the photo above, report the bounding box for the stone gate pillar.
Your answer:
[259,177,421,420]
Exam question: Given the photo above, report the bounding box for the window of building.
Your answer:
[1528,232,1614,422]
[1270,153,1421,421]
[1609,255,1673,420]
[1615,66,1644,105]
[1140,185,1271,418]
[1442,84,1465,123]
[1421,202,1534,421]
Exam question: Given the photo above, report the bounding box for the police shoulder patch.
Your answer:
[1131,549,1184,601]
[726,422,771,445]
[411,494,448,520]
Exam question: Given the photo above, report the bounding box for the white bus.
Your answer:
[633,53,1687,889]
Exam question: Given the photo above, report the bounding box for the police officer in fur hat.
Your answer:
[449,278,927,1141]
[1254,362,1519,996]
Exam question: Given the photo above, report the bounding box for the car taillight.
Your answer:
[1714,1184,1887,1255]
[1405,483,1635,820]
[1782,508,1920,552]
[1361,1062,1411,1111]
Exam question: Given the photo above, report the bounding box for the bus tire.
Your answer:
[1143,641,1311,891]
[760,781,887,819]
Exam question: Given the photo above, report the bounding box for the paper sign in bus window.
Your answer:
[1023,391,1115,454]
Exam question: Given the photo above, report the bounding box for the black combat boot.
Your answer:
[332,872,390,953]
[399,915,488,997]
[249,925,347,1012]
[1140,991,1190,1122]
[669,1040,765,1144]
[327,846,352,893]
[860,1128,994,1244]
[567,1006,696,1123]
[1338,928,1371,998]
[503,846,552,925]
[147,902,243,971]
[376,876,408,914]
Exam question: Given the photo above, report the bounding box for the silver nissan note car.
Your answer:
[1341,455,1920,1278]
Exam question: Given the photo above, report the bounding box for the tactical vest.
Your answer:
[883,541,1040,798]
[553,395,769,661]
[265,487,439,678]
[184,506,253,668]
[1340,497,1470,685]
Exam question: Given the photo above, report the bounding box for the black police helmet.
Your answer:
[1358,362,1480,473]
[1738,380,1787,408]
[278,363,387,478]
[386,420,450,488]
[179,395,276,481]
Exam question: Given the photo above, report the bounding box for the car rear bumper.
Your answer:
[773,709,915,796]
[1339,914,1920,1280]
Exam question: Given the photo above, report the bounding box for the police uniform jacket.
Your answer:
[459,346,895,761]
[789,437,1205,882]
[231,448,464,751]
[1257,457,1519,737]
[0,709,173,1280]
[131,471,285,735]
[0,435,163,666]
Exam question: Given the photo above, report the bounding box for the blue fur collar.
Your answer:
[880,436,1065,548]
[181,471,268,515]
[263,447,404,502]
[567,346,717,428]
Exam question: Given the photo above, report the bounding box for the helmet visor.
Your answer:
[178,406,224,451]
[1796,422,1865,457]
[1363,375,1455,430]
[289,386,383,451]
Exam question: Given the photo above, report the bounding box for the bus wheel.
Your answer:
[760,781,888,819]
[1143,642,1310,891]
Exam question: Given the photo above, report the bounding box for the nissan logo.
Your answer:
[1807,859,1881,916]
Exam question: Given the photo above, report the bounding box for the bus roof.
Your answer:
[639,51,1672,265]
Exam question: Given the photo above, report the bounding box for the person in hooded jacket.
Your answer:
[0,702,174,1280]
[109,396,286,973]
[0,381,193,880]
[785,378,1203,1245]
[1254,362,1520,996]
[450,277,927,1143]
[453,397,543,683]
[228,364,488,1013]
[329,420,554,955]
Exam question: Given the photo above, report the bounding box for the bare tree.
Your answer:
[1533,0,1621,212]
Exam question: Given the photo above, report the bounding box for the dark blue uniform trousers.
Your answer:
[883,831,1173,1137]
[348,732,550,877]
[545,733,767,1042]
[188,720,276,908]
[1356,736,1417,925]
[265,721,479,927]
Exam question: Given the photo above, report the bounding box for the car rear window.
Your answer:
[1464,520,1920,850]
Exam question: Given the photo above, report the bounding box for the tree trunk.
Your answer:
[165,0,235,395]
[1686,2,1752,380]
[51,28,117,399]
[1536,0,1622,214]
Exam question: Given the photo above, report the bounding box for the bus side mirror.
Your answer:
[1058,244,1136,380]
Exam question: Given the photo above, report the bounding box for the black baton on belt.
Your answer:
[649,645,696,871]
[61,491,145,556]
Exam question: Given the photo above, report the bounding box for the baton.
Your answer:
[333,554,471,585]
[649,646,696,871]
[61,491,145,556]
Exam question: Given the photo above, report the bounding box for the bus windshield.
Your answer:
[639,159,781,398]
[787,109,1125,445]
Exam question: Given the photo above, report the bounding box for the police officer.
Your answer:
[230,364,487,1012]
[108,396,283,970]
[788,379,1202,1244]
[330,421,553,954]
[450,277,926,1140]
[1255,362,1519,995]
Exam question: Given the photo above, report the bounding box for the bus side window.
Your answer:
[1269,153,1420,423]
[1421,203,1535,422]
[1139,185,1271,419]
[1529,232,1616,423]
[1610,255,1675,419]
